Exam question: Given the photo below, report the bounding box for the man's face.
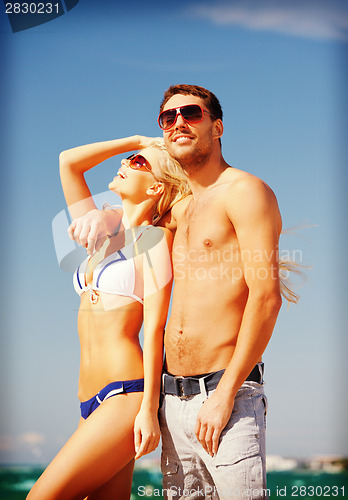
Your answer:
[161,94,216,170]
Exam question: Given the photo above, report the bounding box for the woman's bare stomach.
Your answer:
[77,293,144,401]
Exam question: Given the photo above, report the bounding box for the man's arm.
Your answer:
[67,208,122,254]
[195,176,282,456]
[70,176,186,254]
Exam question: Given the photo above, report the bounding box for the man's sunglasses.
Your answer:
[158,104,216,131]
[126,154,158,180]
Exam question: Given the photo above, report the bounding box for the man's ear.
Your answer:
[146,182,165,197]
[213,119,223,140]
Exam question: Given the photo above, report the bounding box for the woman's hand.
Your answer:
[137,135,164,150]
[133,407,161,460]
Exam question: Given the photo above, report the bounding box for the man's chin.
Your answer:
[167,142,194,160]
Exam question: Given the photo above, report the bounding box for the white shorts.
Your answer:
[159,379,268,500]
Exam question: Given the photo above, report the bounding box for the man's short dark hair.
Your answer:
[160,84,223,122]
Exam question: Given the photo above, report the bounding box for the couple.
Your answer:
[29,84,287,499]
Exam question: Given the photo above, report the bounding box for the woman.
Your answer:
[27,135,190,500]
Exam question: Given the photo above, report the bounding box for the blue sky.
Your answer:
[0,0,347,464]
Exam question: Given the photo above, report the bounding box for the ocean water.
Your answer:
[0,465,347,499]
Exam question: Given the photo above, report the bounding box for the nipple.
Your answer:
[203,239,213,248]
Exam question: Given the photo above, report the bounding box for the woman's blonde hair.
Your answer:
[279,258,309,304]
[278,226,312,304]
[148,143,191,223]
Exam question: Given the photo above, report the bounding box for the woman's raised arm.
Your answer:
[59,135,148,219]
[62,135,164,252]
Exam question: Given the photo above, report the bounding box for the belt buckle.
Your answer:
[174,376,189,400]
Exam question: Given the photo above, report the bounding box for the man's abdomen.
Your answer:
[165,273,249,376]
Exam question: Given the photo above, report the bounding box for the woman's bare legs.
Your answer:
[27,392,143,500]
[86,459,135,500]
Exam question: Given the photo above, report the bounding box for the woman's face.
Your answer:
[108,147,164,202]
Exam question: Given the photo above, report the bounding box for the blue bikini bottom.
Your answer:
[80,378,144,419]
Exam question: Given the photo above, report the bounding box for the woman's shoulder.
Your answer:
[137,225,173,251]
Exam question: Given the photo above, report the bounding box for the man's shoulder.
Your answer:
[160,195,192,220]
[215,167,281,228]
[172,195,192,216]
[157,195,192,231]
[220,167,277,203]
[219,168,281,229]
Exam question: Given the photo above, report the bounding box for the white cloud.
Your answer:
[0,432,45,450]
[186,2,348,41]
[19,432,45,446]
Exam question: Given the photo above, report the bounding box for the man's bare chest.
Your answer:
[173,195,237,259]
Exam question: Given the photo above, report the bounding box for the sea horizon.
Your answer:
[1,458,347,499]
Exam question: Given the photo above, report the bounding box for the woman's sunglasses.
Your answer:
[126,154,158,180]
[158,104,216,131]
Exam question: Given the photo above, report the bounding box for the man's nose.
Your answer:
[175,112,187,128]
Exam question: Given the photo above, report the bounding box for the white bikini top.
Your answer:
[73,226,151,304]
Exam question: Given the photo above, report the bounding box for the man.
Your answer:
[70,85,282,499]
[157,85,281,499]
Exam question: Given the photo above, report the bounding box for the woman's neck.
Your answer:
[121,198,154,228]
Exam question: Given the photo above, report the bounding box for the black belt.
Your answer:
[162,363,264,399]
